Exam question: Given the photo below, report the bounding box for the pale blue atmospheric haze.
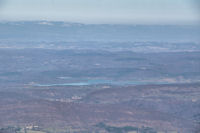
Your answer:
[0,0,199,24]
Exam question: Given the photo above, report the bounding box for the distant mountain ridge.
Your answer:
[0,21,200,42]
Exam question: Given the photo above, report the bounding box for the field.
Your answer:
[0,22,200,133]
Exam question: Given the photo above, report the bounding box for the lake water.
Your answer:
[34,79,168,87]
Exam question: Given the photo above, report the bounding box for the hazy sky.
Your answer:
[0,0,199,24]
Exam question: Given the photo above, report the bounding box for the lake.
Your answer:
[34,79,169,87]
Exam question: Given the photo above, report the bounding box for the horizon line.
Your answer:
[0,20,200,26]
